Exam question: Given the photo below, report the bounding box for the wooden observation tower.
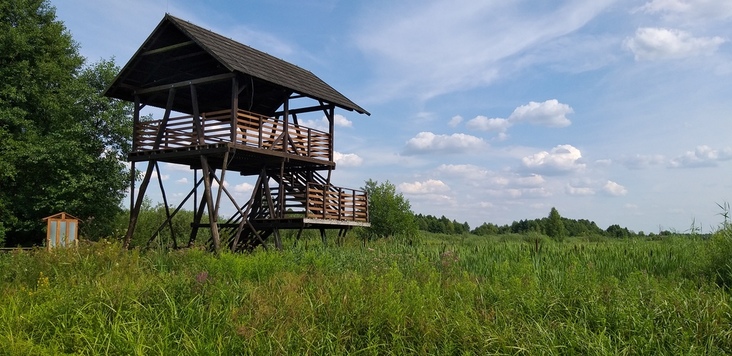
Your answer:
[105,15,370,252]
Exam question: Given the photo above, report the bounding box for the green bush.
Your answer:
[706,225,732,288]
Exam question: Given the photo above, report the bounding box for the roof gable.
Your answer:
[105,15,369,116]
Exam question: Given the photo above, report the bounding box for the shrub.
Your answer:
[706,225,732,288]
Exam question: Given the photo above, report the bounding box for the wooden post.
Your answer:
[200,156,221,253]
[191,85,204,145]
[231,77,238,143]
[155,162,177,248]
[327,105,334,162]
[124,88,176,248]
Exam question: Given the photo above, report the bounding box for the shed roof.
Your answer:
[105,14,369,116]
[43,212,80,221]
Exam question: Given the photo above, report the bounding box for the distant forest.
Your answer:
[414,212,666,238]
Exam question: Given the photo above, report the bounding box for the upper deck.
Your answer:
[129,109,335,174]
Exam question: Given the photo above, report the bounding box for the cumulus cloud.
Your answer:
[176,177,188,184]
[668,145,732,168]
[465,99,573,138]
[399,179,450,194]
[234,182,254,193]
[334,151,364,167]
[301,114,353,131]
[150,171,169,181]
[404,132,486,154]
[512,174,545,187]
[466,116,512,132]
[603,180,628,196]
[566,184,595,196]
[521,144,585,175]
[448,115,463,127]
[508,99,573,127]
[624,27,725,61]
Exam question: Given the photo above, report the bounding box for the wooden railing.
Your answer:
[133,109,331,161]
[305,183,369,222]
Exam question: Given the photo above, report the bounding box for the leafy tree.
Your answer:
[0,0,131,246]
[362,179,417,239]
[472,222,499,236]
[546,207,565,241]
[606,224,631,238]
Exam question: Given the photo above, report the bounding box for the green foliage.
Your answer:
[704,203,732,288]
[546,207,565,241]
[414,213,470,235]
[0,1,131,245]
[0,236,729,353]
[362,179,417,239]
[112,199,212,249]
[606,224,632,238]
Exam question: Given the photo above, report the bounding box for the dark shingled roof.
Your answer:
[106,14,369,116]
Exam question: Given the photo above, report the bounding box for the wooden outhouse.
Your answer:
[43,212,79,250]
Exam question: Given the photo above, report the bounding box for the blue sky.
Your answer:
[54,0,732,234]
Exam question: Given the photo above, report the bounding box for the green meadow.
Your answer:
[1,231,731,355]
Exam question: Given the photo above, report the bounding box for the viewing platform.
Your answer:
[129,109,335,173]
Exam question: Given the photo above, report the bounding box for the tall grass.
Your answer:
[0,235,730,354]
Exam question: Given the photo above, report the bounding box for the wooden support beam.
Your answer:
[231,77,239,143]
[190,85,204,144]
[147,176,204,249]
[155,162,178,248]
[214,150,229,219]
[200,155,221,253]
[124,161,156,248]
[273,104,331,116]
[141,41,195,56]
[134,73,235,96]
[188,186,208,248]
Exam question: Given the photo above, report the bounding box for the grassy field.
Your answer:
[1,233,731,355]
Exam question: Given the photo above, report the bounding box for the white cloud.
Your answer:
[465,99,573,138]
[176,177,188,184]
[512,174,545,187]
[521,144,585,175]
[150,171,169,181]
[404,132,486,154]
[448,115,463,127]
[466,116,512,132]
[668,145,732,168]
[479,202,494,209]
[333,114,353,127]
[211,180,229,189]
[301,114,353,132]
[603,180,628,196]
[437,164,489,180]
[508,99,573,127]
[334,151,364,167]
[624,27,725,61]
[566,184,596,196]
[619,154,666,169]
[163,163,191,172]
[234,182,254,193]
[399,179,450,194]
[637,0,732,22]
